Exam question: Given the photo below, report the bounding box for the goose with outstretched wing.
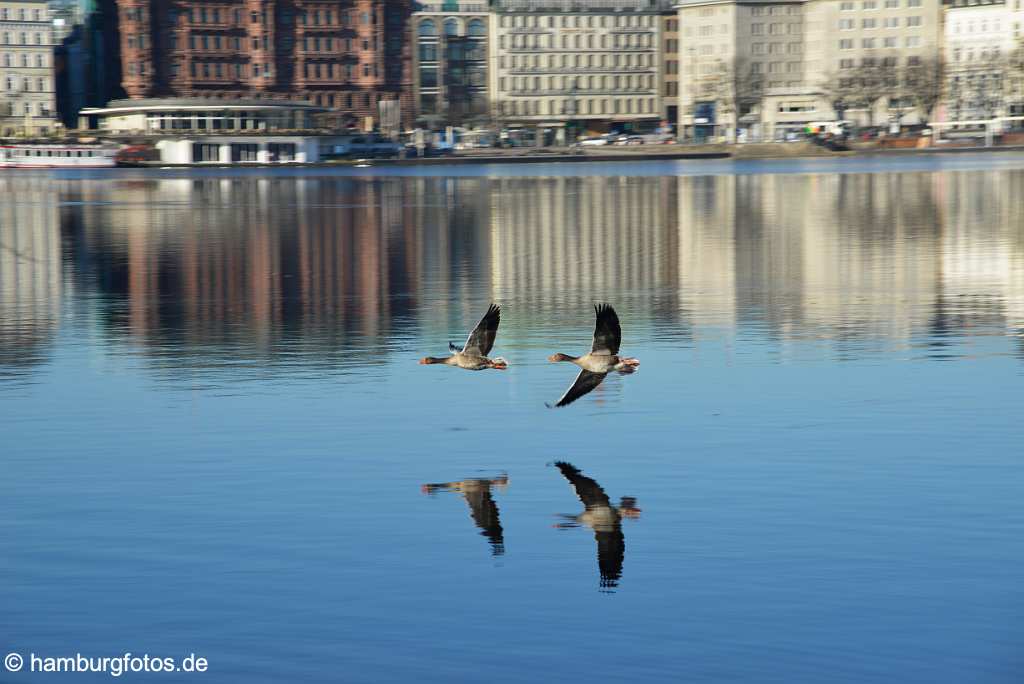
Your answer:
[553,461,641,589]
[420,304,508,370]
[547,304,638,406]
[422,474,509,556]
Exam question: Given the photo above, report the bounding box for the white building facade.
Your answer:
[675,0,944,140]
[0,0,57,135]
[490,0,666,143]
[943,0,1024,120]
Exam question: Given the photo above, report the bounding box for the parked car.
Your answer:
[578,136,611,146]
[614,135,645,146]
[328,134,403,158]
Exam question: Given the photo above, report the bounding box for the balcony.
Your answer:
[506,65,655,74]
[507,86,655,95]
[507,45,657,52]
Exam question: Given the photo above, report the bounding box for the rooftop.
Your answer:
[86,98,325,112]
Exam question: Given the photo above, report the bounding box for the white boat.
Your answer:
[0,143,119,168]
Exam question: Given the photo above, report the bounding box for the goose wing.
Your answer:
[591,303,621,356]
[463,486,505,556]
[555,461,612,509]
[547,370,607,408]
[595,528,625,588]
[462,304,500,356]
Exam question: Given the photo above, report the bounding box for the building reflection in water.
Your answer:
[0,176,64,381]
[422,474,509,556]
[553,461,641,591]
[0,168,1022,382]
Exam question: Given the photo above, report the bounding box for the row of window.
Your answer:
[839,55,924,67]
[751,42,803,55]
[749,61,802,74]
[840,0,922,9]
[2,75,49,92]
[498,13,655,29]
[7,148,100,158]
[750,23,803,36]
[172,7,373,28]
[301,36,375,53]
[1,53,46,68]
[501,74,655,91]
[498,97,657,117]
[952,48,1003,62]
[839,36,922,48]
[304,62,376,79]
[1,102,50,116]
[418,43,486,61]
[499,32,653,50]
[0,8,45,21]
[418,65,486,87]
[0,32,49,46]
[839,16,923,29]
[498,52,654,69]
[951,20,1002,35]
[418,18,487,37]
[750,6,801,16]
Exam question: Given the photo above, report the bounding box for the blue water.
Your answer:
[1,157,1022,682]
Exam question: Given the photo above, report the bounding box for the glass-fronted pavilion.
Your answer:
[79,98,327,135]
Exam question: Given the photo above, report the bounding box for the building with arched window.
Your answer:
[412,0,489,127]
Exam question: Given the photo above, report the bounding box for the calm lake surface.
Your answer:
[2,155,1022,683]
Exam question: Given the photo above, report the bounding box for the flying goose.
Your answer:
[422,474,509,556]
[420,304,508,370]
[553,461,641,589]
[547,304,638,407]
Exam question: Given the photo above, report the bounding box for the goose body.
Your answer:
[547,304,638,407]
[420,304,508,370]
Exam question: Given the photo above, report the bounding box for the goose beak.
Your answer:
[547,354,560,362]
[491,358,508,370]
[419,357,430,365]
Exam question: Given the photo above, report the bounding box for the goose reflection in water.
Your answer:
[553,462,641,589]
[422,474,509,556]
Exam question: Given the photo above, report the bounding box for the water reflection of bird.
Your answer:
[553,461,641,589]
[547,304,638,407]
[422,474,509,556]
[420,304,508,370]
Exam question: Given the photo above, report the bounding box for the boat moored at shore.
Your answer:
[0,143,119,168]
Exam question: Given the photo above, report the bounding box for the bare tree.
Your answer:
[1007,41,1024,116]
[820,64,888,126]
[694,57,764,141]
[904,55,945,123]
[818,73,855,122]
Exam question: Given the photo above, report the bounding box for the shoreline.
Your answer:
[114,142,1024,168]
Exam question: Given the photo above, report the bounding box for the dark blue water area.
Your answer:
[1,159,1022,682]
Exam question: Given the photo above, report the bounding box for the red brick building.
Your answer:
[115,0,414,128]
